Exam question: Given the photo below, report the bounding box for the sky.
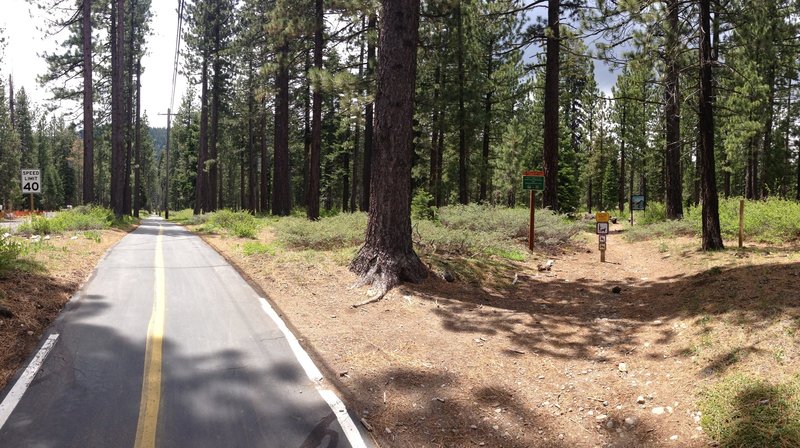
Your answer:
[0,2,616,131]
[1,0,187,129]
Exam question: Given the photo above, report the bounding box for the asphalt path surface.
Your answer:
[0,219,368,448]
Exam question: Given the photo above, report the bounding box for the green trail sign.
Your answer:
[523,170,545,191]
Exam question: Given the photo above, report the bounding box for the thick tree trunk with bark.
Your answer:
[699,0,723,250]
[123,0,136,216]
[307,0,324,220]
[82,0,94,204]
[457,1,468,204]
[350,0,427,305]
[360,14,377,212]
[209,6,222,212]
[480,40,493,203]
[664,0,683,219]
[542,0,560,210]
[110,0,126,218]
[260,96,269,213]
[272,42,291,216]
[430,63,440,201]
[134,59,141,218]
[247,65,257,212]
[194,57,209,215]
[618,105,626,214]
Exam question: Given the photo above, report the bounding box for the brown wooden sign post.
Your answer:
[596,211,610,262]
[522,170,545,251]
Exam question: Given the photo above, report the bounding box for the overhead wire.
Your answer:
[169,0,185,111]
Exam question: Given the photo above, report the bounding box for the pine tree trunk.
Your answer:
[123,0,137,216]
[111,0,126,218]
[699,0,723,250]
[134,59,141,218]
[209,4,222,212]
[260,96,269,213]
[480,40,493,203]
[82,0,94,204]
[361,14,376,212]
[272,42,291,216]
[542,0,560,211]
[434,57,445,207]
[761,67,775,198]
[457,1,468,204]
[307,0,324,220]
[618,105,626,213]
[664,0,682,219]
[194,56,209,215]
[430,63,440,200]
[247,64,257,212]
[350,0,426,301]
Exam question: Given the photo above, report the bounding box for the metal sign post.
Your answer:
[630,194,646,226]
[522,170,545,251]
[21,169,42,211]
[596,211,610,262]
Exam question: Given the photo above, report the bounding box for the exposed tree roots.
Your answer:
[349,245,428,307]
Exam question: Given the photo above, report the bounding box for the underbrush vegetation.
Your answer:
[700,373,800,447]
[272,213,368,250]
[270,204,580,262]
[199,210,260,238]
[17,206,136,235]
[0,235,25,273]
[626,198,800,244]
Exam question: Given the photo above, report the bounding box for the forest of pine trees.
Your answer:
[1,0,799,252]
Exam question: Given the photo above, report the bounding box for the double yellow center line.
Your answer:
[134,225,166,448]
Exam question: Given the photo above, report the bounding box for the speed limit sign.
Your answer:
[21,169,42,195]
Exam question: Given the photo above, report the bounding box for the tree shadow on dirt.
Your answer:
[401,261,800,365]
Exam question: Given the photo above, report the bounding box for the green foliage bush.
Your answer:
[17,206,132,235]
[273,213,368,250]
[629,198,800,244]
[242,241,278,256]
[270,205,579,261]
[0,235,24,273]
[411,189,436,221]
[200,210,260,238]
[700,374,800,447]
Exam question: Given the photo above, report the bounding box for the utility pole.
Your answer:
[159,109,175,219]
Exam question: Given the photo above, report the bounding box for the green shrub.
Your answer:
[686,198,800,244]
[242,241,278,256]
[636,201,667,225]
[0,236,25,272]
[273,213,367,250]
[700,374,800,447]
[18,206,123,235]
[411,189,436,221]
[197,210,260,238]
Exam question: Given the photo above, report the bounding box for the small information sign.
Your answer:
[595,211,610,223]
[522,170,545,191]
[599,242,607,251]
[599,234,607,243]
[631,195,646,211]
[596,222,609,235]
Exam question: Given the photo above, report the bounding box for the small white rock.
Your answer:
[618,363,628,372]
[637,396,646,404]
[595,414,608,422]
[624,416,638,427]
[652,407,665,415]
[670,435,679,441]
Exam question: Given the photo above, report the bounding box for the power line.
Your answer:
[170,0,185,111]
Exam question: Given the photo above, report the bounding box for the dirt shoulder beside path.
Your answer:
[202,225,800,448]
[0,230,129,390]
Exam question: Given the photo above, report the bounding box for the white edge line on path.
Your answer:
[0,333,60,431]
[258,298,368,448]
